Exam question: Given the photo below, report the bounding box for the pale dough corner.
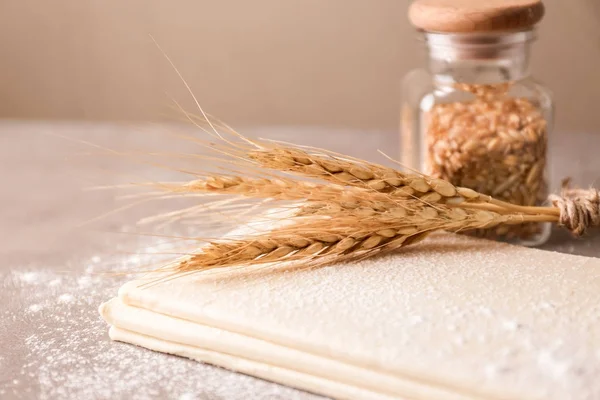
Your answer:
[99,229,600,400]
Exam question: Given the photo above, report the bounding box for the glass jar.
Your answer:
[400,2,553,246]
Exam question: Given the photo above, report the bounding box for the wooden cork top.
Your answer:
[409,0,545,33]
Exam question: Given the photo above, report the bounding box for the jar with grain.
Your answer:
[400,0,553,246]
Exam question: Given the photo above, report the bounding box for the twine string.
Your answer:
[549,183,600,237]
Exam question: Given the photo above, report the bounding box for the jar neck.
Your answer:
[424,31,534,85]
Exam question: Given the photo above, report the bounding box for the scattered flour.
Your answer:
[503,320,521,332]
[28,304,43,313]
[538,350,572,379]
[408,315,424,325]
[2,235,318,400]
[57,294,74,304]
[48,278,62,287]
[77,276,92,288]
[478,306,494,317]
[19,272,40,284]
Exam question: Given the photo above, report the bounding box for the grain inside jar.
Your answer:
[425,83,548,241]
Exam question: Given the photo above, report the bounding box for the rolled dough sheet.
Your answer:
[101,231,600,400]
[109,326,398,400]
[101,298,478,400]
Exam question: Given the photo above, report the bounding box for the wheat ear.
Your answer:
[158,175,413,212]
[247,146,469,199]
[170,203,559,272]
[243,146,566,220]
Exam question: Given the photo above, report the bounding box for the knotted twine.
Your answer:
[548,180,600,237]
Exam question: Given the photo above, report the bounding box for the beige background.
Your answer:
[0,0,599,132]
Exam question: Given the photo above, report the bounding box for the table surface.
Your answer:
[1,121,599,400]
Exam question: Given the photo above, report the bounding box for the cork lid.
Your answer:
[408,0,545,33]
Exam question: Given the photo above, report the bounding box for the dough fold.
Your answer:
[101,298,479,400]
